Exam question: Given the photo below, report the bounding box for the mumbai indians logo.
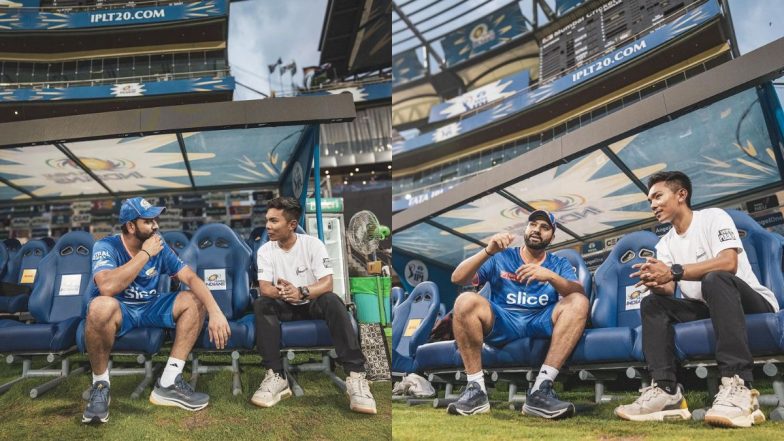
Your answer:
[528,195,586,213]
[47,157,134,171]
[469,23,495,47]
[208,274,219,281]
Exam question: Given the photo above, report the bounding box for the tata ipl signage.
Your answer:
[428,70,530,123]
[0,0,226,30]
[393,0,721,156]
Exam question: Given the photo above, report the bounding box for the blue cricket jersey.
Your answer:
[474,247,578,310]
[87,234,186,303]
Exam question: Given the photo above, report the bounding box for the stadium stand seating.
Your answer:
[0,232,93,397]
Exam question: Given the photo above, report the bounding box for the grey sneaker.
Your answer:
[82,381,110,424]
[149,374,209,411]
[251,369,292,408]
[704,375,766,428]
[346,371,377,414]
[614,383,691,421]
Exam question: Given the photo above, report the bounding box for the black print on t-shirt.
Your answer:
[296,266,307,275]
[717,228,736,242]
[323,257,332,268]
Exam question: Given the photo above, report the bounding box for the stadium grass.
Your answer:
[0,352,391,441]
[392,379,784,441]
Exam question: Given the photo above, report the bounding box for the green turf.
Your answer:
[392,381,784,441]
[0,352,391,441]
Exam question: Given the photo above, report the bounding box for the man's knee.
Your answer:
[453,292,486,318]
[702,271,733,288]
[565,293,589,318]
[640,292,667,313]
[178,291,206,315]
[254,295,278,315]
[313,291,343,309]
[87,296,120,323]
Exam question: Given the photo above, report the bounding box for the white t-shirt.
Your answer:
[656,208,779,311]
[257,233,333,295]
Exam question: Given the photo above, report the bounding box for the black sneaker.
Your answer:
[149,374,209,411]
[522,380,575,419]
[446,381,490,416]
[82,381,110,424]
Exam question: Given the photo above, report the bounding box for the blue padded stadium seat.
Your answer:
[391,286,405,321]
[0,231,93,353]
[553,248,593,299]
[179,223,255,350]
[391,281,441,374]
[569,231,659,364]
[0,240,52,313]
[673,210,784,360]
[162,231,190,256]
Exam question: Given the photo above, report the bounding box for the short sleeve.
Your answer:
[557,257,578,282]
[707,209,743,255]
[91,240,118,275]
[310,238,334,280]
[161,243,186,276]
[473,254,494,287]
[257,244,274,282]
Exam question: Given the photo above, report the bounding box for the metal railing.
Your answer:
[8,0,200,13]
[0,68,229,89]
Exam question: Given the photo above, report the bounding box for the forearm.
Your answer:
[187,277,222,315]
[452,249,490,285]
[549,275,585,297]
[303,277,332,299]
[96,253,149,296]
[681,255,737,281]
[259,281,281,299]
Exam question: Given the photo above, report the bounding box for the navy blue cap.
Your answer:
[119,197,165,224]
[528,210,557,232]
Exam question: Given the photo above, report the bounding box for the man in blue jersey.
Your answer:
[448,210,588,418]
[81,197,231,424]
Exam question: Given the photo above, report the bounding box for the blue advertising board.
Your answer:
[0,0,226,30]
[393,0,721,157]
[302,81,390,102]
[441,2,527,67]
[428,70,529,123]
[392,48,426,86]
[0,76,234,102]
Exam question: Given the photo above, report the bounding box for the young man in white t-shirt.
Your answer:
[249,197,376,415]
[615,171,778,428]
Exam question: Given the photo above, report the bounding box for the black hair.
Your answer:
[267,196,302,223]
[647,171,692,208]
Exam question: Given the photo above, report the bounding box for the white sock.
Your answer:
[92,370,110,386]
[533,364,558,391]
[160,357,186,387]
[466,370,486,393]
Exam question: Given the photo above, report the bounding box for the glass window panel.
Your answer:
[182,126,306,187]
[134,55,150,77]
[612,88,780,206]
[504,150,649,238]
[90,58,103,81]
[174,53,190,74]
[117,57,134,79]
[393,222,480,268]
[103,58,118,79]
[75,60,91,81]
[61,61,75,81]
[0,145,107,197]
[30,62,46,83]
[64,134,190,193]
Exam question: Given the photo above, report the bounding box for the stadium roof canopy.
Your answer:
[392,36,784,268]
[319,0,392,77]
[0,94,355,205]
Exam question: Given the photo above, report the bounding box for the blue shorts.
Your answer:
[485,301,557,347]
[89,293,180,338]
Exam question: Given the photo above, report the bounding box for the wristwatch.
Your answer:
[299,286,310,300]
[671,264,684,282]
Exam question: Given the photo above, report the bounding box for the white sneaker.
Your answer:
[250,369,291,408]
[614,383,691,421]
[704,375,766,428]
[346,371,377,414]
